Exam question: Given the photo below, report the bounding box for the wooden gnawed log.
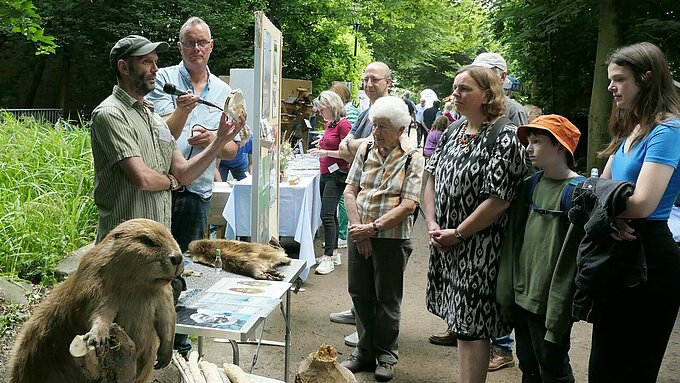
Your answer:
[173,354,195,383]
[295,344,357,383]
[223,363,250,383]
[188,352,208,383]
[198,361,223,383]
[69,335,99,380]
[69,323,136,383]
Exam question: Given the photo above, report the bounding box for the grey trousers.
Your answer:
[348,237,412,364]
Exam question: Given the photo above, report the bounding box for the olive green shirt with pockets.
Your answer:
[90,85,177,243]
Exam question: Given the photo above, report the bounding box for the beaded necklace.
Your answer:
[456,121,489,148]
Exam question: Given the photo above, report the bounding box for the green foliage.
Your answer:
[360,0,496,97]
[0,303,28,337]
[491,0,598,115]
[0,0,56,54]
[0,113,97,283]
[266,0,360,93]
[491,0,680,115]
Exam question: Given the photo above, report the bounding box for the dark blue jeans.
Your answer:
[171,190,210,252]
[319,170,347,256]
[171,190,210,355]
[512,306,574,383]
[219,164,248,181]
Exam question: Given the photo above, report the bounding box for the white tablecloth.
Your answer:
[222,172,321,281]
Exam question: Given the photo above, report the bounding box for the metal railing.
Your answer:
[2,108,62,124]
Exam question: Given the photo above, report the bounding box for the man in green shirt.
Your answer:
[90,35,242,243]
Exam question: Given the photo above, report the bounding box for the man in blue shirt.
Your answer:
[147,16,240,252]
[218,136,252,181]
[146,16,240,358]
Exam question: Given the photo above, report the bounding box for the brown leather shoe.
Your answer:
[428,329,458,346]
[488,348,515,371]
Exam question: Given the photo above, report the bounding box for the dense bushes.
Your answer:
[0,113,96,284]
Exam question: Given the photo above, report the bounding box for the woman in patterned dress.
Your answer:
[424,65,529,383]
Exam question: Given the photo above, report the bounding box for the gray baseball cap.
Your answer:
[471,52,507,72]
[110,35,169,67]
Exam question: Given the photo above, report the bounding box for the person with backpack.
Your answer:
[423,65,529,383]
[340,96,424,382]
[496,114,584,382]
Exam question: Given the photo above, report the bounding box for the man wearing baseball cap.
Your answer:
[496,114,582,382]
[90,34,242,243]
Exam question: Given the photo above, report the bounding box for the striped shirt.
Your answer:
[346,135,424,239]
[90,85,177,243]
[344,103,360,125]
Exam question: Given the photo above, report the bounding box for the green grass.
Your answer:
[0,113,97,284]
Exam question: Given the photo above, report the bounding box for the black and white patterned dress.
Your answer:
[425,119,528,339]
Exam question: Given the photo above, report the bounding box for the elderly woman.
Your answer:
[308,90,351,275]
[340,96,424,382]
[424,65,529,383]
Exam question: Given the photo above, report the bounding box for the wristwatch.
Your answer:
[167,174,178,190]
[372,221,379,235]
[454,229,467,242]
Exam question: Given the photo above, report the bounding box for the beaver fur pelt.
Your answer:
[8,218,184,383]
[188,239,291,280]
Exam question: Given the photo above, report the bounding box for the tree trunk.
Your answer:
[24,55,47,107]
[59,46,71,117]
[587,0,618,171]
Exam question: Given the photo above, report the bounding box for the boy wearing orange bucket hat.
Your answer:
[497,114,583,382]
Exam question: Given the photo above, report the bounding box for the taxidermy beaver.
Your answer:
[8,218,184,383]
[188,239,291,280]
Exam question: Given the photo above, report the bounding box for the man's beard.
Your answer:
[129,67,154,95]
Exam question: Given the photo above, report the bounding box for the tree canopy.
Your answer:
[0,0,55,54]
[1,0,679,171]
[0,0,494,112]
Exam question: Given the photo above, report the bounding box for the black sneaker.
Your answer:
[375,361,395,381]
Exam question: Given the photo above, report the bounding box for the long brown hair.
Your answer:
[599,42,680,157]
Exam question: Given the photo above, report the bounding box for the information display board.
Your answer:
[251,12,283,244]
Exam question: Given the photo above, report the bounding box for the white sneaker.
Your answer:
[317,251,342,266]
[344,331,359,347]
[315,256,335,275]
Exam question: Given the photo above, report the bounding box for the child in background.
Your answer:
[496,114,583,383]
[423,116,449,158]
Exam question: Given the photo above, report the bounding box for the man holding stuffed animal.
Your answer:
[91,33,242,243]
[147,16,242,252]
[91,32,244,358]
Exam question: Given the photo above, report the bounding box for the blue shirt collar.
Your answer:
[177,61,213,96]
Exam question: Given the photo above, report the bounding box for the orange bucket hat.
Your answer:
[517,114,581,166]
